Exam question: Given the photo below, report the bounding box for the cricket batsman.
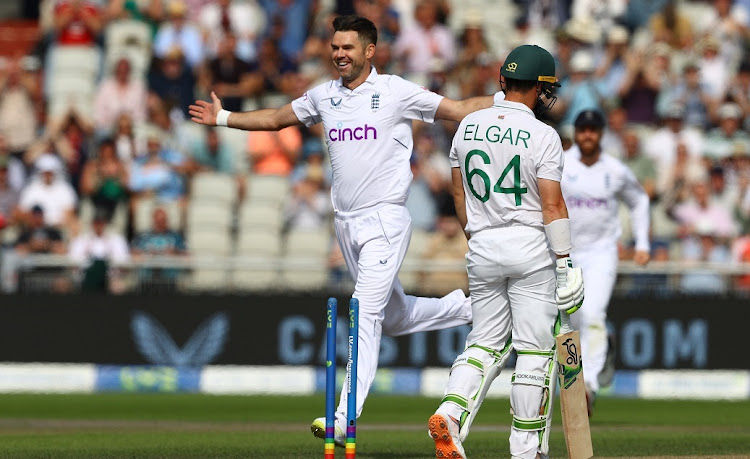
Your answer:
[428,44,584,459]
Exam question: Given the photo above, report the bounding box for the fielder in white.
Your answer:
[428,45,584,459]
[189,15,495,447]
[562,109,650,413]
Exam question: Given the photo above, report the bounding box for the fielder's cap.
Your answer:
[717,102,743,120]
[574,110,606,128]
[501,45,560,87]
[35,153,61,173]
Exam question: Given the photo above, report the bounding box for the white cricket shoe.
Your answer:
[311,417,345,448]
[429,412,466,458]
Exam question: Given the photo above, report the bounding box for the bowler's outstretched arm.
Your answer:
[189,91,303,131]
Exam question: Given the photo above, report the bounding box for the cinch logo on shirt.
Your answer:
[328,122,378,142]
[567,196,608,209]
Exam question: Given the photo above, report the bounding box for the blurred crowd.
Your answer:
[1,0,750,294]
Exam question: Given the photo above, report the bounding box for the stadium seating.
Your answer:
[238,202,284,233]
[191,172,237,206]
[186,201,233,233]
[246,175,290,208]
[280,228,331,290]
[399,228,431,293]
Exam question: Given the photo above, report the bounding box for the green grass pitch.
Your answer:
[0,393,747,458]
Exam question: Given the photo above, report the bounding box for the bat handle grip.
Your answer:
[559,311,573,334]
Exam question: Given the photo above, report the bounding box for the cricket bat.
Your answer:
[556,311,593,459]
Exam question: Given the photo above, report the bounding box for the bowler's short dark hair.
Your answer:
[332,15,378,46]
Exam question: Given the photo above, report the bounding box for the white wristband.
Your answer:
[544,218,572,255]
[216,109,231,127]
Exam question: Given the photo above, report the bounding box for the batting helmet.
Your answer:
[500,45,560,87]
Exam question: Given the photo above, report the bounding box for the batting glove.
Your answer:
[555,257,584,314]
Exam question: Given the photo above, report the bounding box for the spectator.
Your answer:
[69,209,130,293]
[247,126,301,177]
[0,134,27,193]
[148,48,196,120]
[0,156,21,232]
[93,58,147,136]
[153,0,204,69]
[18,154,77,231]
[283,163,331,231]
[622,129,658,200]
[190,128,239,175]
[131,207,187,291]
[52,0,104,47]
[697,36,730,102]
[708,165,740,213]
[106,0,164,33]
[679,220,730,295]
[80,139,130,220]
[600,106,628,159]
[419,198,468,295]
[393,0,456,80]
[0,56,40,158]
[259,0,314,63]
[131,207,186,256]
[198,0,266,63]
[649,0,693,51]
[14,205,65,255]
[728,61,750,126]
[657,61,712,129]
[672,180,737,240]
[197,33,262,112]
[595,25,631,104]
[113,112,138,166]
[703,103,750,162]
[252,39,298,97]
[552,49,603,127]
[129,130,187,204]
[645,104,704,195]
[617,48,663,126]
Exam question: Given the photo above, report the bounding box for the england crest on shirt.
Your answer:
[371,93,380,110]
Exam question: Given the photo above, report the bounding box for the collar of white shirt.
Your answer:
[493,99,535,117]
[336,66,378,91]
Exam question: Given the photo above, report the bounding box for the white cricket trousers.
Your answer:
[465,225,557,459]
[333,203,472,426]
[570,246,618,392]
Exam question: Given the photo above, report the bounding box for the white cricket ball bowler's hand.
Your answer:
[555,257,584,314]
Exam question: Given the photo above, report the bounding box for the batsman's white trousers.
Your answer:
[465,225,557,459]
[570,246,618,392]
[334,203,472,425]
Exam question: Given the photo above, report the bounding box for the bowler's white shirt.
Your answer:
[292,67,444,213]
[562,145,650,252]
[449,97,564,235]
